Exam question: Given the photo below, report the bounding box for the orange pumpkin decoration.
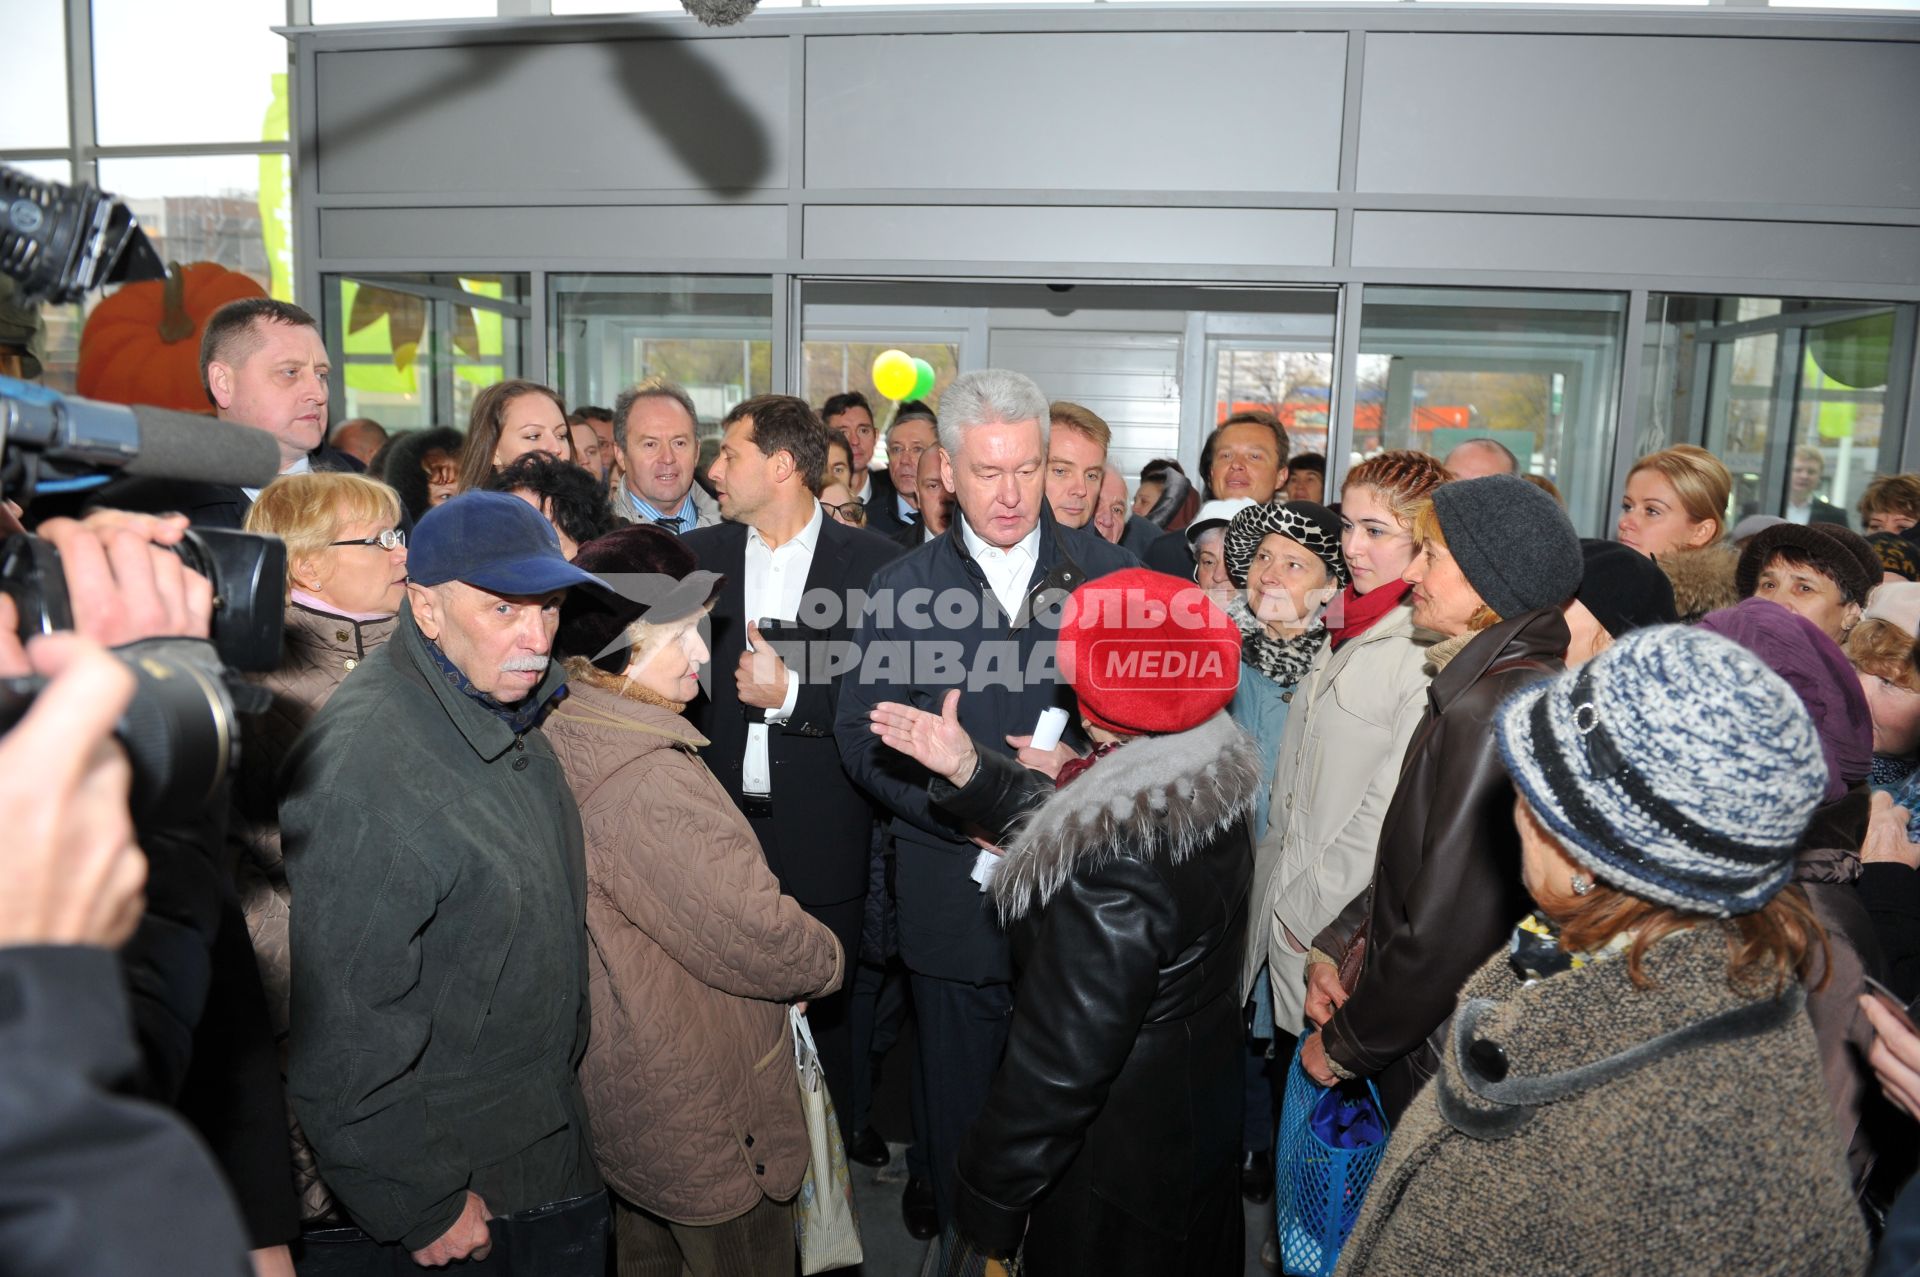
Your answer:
[77,261,267,411]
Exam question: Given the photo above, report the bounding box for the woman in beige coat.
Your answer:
[234,471,409,1246]
[1255,452,1448,1042]
[547,524,843,1277]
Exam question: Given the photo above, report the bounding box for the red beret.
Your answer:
[1057,568,1242,736]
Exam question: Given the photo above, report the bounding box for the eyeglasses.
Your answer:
[823,501,867,527]
[331,529,407,550]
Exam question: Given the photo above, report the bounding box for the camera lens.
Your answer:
[114,644,241,823]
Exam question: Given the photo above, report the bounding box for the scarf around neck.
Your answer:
[1226,594,1325,689]
[423,634,558,734]
[1329,578,1411,649]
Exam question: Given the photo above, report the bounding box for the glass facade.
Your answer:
[1354,288,1628,534]
[328,273,530,431]
[549,274,774,440]
[1637,294,1915,528]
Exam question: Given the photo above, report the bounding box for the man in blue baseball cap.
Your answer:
[279,491,613,1272]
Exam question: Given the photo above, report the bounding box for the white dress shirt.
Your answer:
[740,500,824,796]
[1785,501,1813,526]
[961,517,1042,624]
[244,452,310,504]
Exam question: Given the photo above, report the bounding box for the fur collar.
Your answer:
[1657,543,1741,622]
[989,713,1261,922]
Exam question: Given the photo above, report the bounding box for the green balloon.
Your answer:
[1807,313,1892,391]
[910,357,937,401]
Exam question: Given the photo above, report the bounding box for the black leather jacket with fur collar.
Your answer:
[930,713,1258,1266]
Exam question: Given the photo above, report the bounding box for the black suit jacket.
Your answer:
[682,515,904,906]
[862,469,915,537]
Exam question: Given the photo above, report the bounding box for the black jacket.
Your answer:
[0,946,251,1277]
[1142,526,1196,579]
[280,609,600,1248]
[893,522,932,553]
[1119,514,1161,558]
[1315,608,1569,1120]
[833,508,1136,984]
[681,512,902,906]
[89,444,360,529]
[937,714,1258,1270]
[861,468,914,537]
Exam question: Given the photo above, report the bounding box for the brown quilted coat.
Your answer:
[233,601,396,1224]
[544,666,844,1225]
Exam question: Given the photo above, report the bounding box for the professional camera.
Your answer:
[2,163,291,818]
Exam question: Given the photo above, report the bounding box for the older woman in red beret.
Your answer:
[869,567,1255,1276]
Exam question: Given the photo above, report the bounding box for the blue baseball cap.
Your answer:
[408,491,609,595]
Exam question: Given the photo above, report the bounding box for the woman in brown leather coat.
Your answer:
[1300,474,1582,1121]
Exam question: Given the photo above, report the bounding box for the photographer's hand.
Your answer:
[0,599,147,949]
[34,510,214,645]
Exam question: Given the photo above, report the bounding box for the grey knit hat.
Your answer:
[1430,474,1583,620]
[1222,500,1349,590]
[1496,625,1826,918]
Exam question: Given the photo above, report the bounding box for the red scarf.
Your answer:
[1328,578,1412,650]
[1056,740,1126,789]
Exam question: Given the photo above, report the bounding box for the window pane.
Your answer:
[330,273,530,432]
[801,341,959,425]
[93,0,289,146]
[551,0,799,10]
[2,2,69,150]
[549,274,773,442]
[1637,293,1915,530]
[1,158,74,185]
[1210,347,1336,463]
[313,0,495,19]
[1355,287,1627,535]
[96,154,293,299]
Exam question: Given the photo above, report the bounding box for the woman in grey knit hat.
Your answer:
[1301,474,1581,1119]
[1336,625,1867,1276]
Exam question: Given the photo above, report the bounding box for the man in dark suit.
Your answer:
[862,401,938,538]
[682,395,902,1160]
[1740,445,1852,528]
[1141,409,1290,576]
[893,445,956,552]
[835,369,1135,1236]
[86,298,356,528]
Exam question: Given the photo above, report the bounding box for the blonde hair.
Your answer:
[1628,445,1732,543]
[1847,618,1920,693]
[1409,498,1500,631]
[1048,401,1112,453]
[245,472,404,598]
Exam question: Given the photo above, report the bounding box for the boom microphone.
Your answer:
[0,376,283,500]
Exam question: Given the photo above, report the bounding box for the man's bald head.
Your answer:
[1442,438,1519,480]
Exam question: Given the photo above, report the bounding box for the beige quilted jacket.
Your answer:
[234,601,396,1224]
[545,667,843,1225]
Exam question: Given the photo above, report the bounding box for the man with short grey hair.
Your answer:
[835,368,1134,1236]
[1442,437,1519,480]
[282,491,610,1272]
[610,375,720,532]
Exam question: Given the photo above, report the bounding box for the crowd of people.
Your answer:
[12,293,1920,1277]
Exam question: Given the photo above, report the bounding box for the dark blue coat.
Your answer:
[833,510,1137,984]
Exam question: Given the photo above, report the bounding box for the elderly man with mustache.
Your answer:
[279,491,613,1274]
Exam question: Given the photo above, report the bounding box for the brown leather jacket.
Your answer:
[234,601,396,1224]
[1313,607,1567,1120]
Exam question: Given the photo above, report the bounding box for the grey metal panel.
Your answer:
[1349,212,1920,289]
[1356,33,1920,209]
[804,32,1345,193]
[320,204,789,261]
[313,37,788,194]
[804,206,1336,268]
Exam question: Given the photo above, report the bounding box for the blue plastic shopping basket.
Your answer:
[1272,1037,1391,1277]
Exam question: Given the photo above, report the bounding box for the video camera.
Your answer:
[0,163,290,821]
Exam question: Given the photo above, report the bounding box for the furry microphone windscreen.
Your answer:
[681,0,758,24]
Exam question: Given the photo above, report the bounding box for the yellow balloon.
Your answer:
[872,349,916,401]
